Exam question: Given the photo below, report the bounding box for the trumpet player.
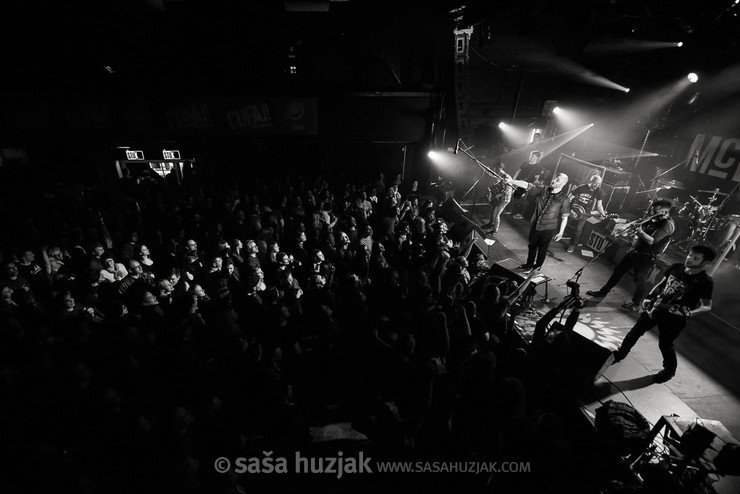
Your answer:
[586,199,675,311]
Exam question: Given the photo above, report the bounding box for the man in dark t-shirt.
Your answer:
[586,199,675,310]
[567,175,607,252]
[510,150,544,218]
[611,245,715,383]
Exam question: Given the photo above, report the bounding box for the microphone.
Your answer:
[454,140,460,154]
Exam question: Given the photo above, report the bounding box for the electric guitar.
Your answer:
[643,292,690,319]
[569,203,618,221]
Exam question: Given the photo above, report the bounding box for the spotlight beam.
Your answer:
[498,123,595,165]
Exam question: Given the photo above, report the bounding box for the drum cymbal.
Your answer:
[657,179,685,190]
[698,189,729,195]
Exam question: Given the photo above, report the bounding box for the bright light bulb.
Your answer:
[552,106,562,115]
[687,73,699,83]
[498,122,505,128]
[624,88,630,93]
[677,42,684,47]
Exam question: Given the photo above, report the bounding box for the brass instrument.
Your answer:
[614,212,665,238]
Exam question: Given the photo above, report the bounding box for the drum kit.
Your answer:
[636,178,736,251]
[670,187,733,252]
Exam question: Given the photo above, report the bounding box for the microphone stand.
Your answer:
[457,139,515,188]
[648,157,690,184]
[569,246,608,286]
[457,140,517,233]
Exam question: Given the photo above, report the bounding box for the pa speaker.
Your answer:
[563,330,614,385]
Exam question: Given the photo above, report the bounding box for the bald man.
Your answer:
[508,173,571,271]
[567,175,607,253]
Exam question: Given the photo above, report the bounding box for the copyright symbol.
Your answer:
[214,457,230,473]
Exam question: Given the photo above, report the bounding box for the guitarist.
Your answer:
[567,175,608,253]
[482,161,513,234]
[612,245,715,383]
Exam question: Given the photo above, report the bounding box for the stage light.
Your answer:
[552,106,562,115]
[625,88,630,93]
[498,122,505,128]
[677,42,684,47]
[688,72,699,83]
[428,150,438,159]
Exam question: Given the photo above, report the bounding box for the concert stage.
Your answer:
[464,204,740,493]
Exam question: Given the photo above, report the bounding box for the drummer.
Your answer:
[717,189,740,255]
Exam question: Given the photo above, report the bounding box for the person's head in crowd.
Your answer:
[423,207,436,224]
[48,246,64,261]
[246,240,259,256]
[185,239,198,255]
[361,226,373,239]
[128,232,139,244]
[19,248,35,265]
[1,285,13,304]
[128,259,144,278]
[139,245,152,258]
[481,280,503,304]
[216,286,232,302]
[4,261,20,280]
[59,291,76,312]
[324,232,336,250]
[338,231,350,247]
[412,216,425,235]
[91,242,105,259]
[276,252,291,268]
[168,267,183,286]
[192,284,208,300]
[296,231,307,245]
[223,258,236,276]
[141,291,158,307]
[216,239,231,255]
[231,238,243,252]
[103,255,117,273]
[278,268,296,287]
[158,278,174,296]
[313,249,325,264]
[209,256,223,272]
[252,268,268,292]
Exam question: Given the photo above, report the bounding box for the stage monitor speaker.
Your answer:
[448,220,475,243]
[467,243,487,262]
[487,258,526,284]
[562,330,614,385]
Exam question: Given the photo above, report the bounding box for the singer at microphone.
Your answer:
[505,172,571,271]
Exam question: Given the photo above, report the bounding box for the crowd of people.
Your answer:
[0,165,617,493]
